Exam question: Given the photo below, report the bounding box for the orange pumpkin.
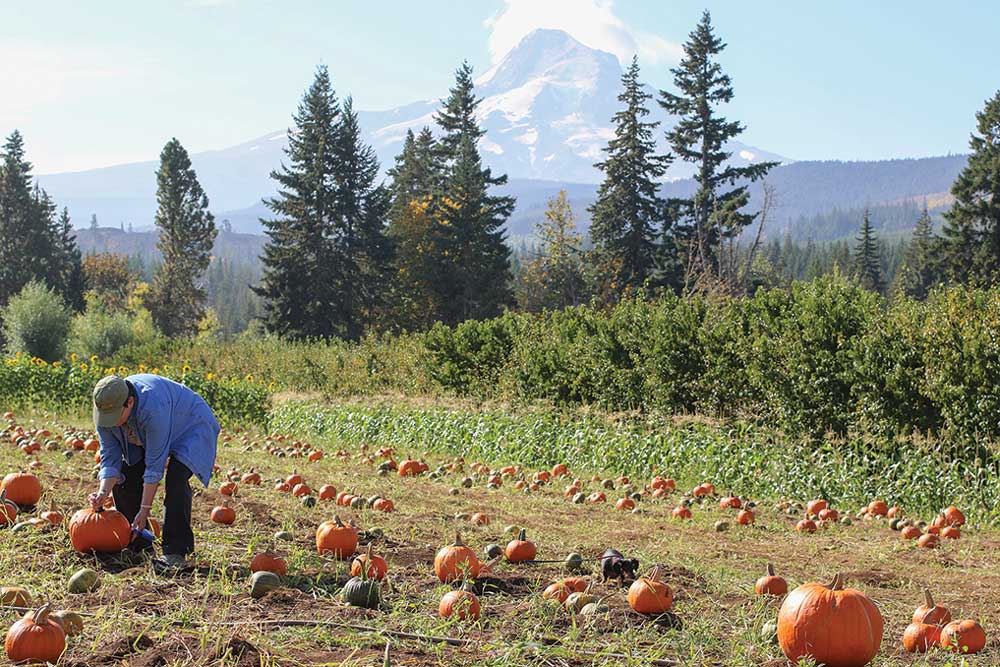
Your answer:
[777,574,883,667]
[737,509,755,525]
[292,483,311,498]
[867,500,889,517]
[350,547,387,581]
[542,582,571,603]
[285,472,303,487]
[315,516,358,559]
[240,468,261,485]
[755,563,787,596]
[219,481,238,497]
[68,507,131,553]
[211,502,236,525]
[941,526,961,540]
[672,506,692,519]
[587,492,606,504]
[308,450,323,462]
[616,497,635,511]
[505,528,537,562]
[398,460,422,477]
[627,566,673,614]
[4,604,65,665]
[0,471,42,507]
[719,495,742,509]
[551,463,568,478]
[940,506,965,527]
[901,525,921,540]
[941,619,986,654]
[274,482,291,493]
[902,622,941,653]
[373,498,395,512]
[439,589,480,620]
[917,533,940,549]
[40,501,63,526]
[250,550,287,576]
[796,519,817,534]
[912,589,950,625]
[0,490,18,527]
[469,512,490,526]
[817,508,839,522]
[318,484,337,501]
[434,531,481,583]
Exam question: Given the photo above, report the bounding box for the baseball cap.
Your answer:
[93,375,129,428]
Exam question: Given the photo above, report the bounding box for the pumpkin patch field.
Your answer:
[0,403,998,666]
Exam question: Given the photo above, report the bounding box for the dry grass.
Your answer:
[0,407,997,666]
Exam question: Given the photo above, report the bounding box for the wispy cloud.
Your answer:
[484,0,682,67]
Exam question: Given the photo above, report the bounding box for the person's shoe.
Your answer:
[153,553,189,573]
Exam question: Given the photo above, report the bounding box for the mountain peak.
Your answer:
[476,28,620,94]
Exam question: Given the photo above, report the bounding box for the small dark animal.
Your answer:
[599,548,639,584]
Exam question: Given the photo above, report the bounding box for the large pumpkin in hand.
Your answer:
[777,574,883,667]
[68,508,131,554]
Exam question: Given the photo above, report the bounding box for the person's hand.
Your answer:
[131,507,151,533]
[88,491,108,511]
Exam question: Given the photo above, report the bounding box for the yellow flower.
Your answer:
[70,353,77,362]
[52,361,60,368]
[90,355,98,363]
[182,365,192,374]
[206,373,215,381]
[244,374,254,382]
[5,359,15,367]
[80,363,88,372]
[138,364,146,373]
[118,366,129,375]
[267,382,276,391]
[151,367,159,374]
[105,368,115,376]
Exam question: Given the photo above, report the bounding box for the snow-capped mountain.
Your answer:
[38,28,789,231]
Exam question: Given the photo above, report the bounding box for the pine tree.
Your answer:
[938,91,1000,285]
[659,11,778,286]
[385,127,444,330]
[588,56,670,297]
[330,97,392,338]
[146,138,217,337]
[89,214,98,231]
[853,210,883,292]
[254,66,341,339]
[897,207,937,299]
[432,62,515,323]
[517,190,588,311]
[54,207,85,310]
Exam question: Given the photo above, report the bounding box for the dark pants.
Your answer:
[113,458,194,556]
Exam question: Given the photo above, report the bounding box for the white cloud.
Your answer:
[484,0,682,67]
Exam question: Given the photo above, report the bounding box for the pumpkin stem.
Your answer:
[453,530,465,547]
[49,499,57,513]
[766,563,775,577]
[31,603,52,625]
[923,589,935,608]
[517,528,527,541]
[829,573,844,590]
[334,515,345,528]
[648,566,663,583]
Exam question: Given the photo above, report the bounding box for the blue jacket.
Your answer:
[96,374,220,487]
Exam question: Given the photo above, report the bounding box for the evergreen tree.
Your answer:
[54,207,85,310]
[146,138,217,337]
[385,127,444,330]
[330,97,392,338]
[898,207,937,299]
[853,210,883,292]
[659,11,778,286]
[588,56,670,296]
[432,62,515,323]
[938,91,1000,285]
[254,66,341,339]
[517,190,588,311]
[89,214,98,231]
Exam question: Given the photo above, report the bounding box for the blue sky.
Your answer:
[3,1,998,173]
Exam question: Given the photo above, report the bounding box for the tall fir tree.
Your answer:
[897,206,937,299]
[254,66,341,339]
[659,11,778,287]
[330,97,392,339]
[517,190,588,311]
[147,138,217,337]
[853,210,883,293]
[386,127,445,330]
[432,62,515,324]
[588,56,670,297]
[938,91,1000,285]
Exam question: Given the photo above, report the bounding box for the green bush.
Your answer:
[2,281,71,362]
[69,301,137,359]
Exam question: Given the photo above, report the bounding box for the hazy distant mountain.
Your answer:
[36,28,966,243]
